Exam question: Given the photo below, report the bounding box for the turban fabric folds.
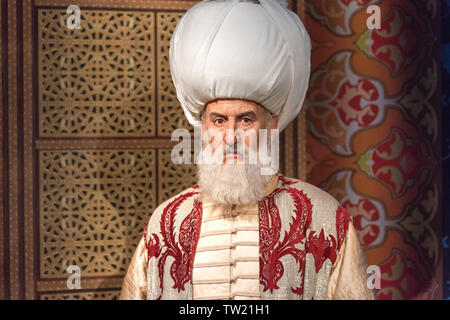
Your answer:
[169,0,311,131]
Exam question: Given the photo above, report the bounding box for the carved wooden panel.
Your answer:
[40,290,120,300]
[40,150,156,278]
[156,12,193,136]
[34,6,188,299]
[38,10,156,137]
[158,149,197,203]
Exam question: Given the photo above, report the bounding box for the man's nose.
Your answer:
[224,119,238,145]
[224,129,237,146]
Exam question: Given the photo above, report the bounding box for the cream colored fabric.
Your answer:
[119,175,376,300]
[192,202,260,300]
[169,0,311,131]
[119,237,147,300]
[326,222,377,300]
[119,219,375,300]
[191,175,278,300]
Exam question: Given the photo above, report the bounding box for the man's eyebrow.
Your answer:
[210,112,227,118]
[236,111,256,118]
[209,111,257,118]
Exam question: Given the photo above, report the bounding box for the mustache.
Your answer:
[223,143,247,155]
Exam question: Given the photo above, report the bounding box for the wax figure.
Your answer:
[120,0,376,300]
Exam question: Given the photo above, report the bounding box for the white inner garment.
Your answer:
[192,202,260,300]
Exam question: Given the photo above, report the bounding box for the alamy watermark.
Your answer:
[366,5,381,30]
[66,5,81,30]
[66,265,81,290]
[171,127,280,175]
[367,265,381,290]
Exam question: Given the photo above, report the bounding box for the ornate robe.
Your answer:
[120,175,375,300]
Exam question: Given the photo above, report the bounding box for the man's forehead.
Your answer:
[205,99,263,115]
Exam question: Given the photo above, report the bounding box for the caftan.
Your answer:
[120,175,376,300]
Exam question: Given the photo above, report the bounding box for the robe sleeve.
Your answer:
[119,236,148,300]
[325,221,377,300]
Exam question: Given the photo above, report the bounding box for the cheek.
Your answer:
[241,130,260,150]
[202,126,225,146]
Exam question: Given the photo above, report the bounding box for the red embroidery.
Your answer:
[278,175,297,186]
[145,233,162,264]
[259,177,351,297]
[305,230,337,272]
[259,186,313,295]
[304,206,350,275]
[177,198,202,286]
[143,220,162,265]
[144,191,201,298]
[336,205,351,250]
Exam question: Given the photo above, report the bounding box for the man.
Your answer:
[120,0,376,300]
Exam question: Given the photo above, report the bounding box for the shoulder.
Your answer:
[143,185,200,235]
[274,175,351,245]
[275,175,341,209]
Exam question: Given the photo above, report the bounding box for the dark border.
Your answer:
[16,0,25,300]
[32,0,40,300]
[441,0,450,301]
[2,0,10,300]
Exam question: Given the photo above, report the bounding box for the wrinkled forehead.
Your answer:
[204,99,266,117]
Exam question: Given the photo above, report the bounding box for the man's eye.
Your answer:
[241,118,253,124]
[214,118,226,125]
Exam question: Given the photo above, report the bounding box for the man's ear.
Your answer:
[271,114,279,129]
[201,105,208,140]
[200,103,209,122]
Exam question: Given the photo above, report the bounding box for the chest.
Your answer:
[192,204,260,300]
[145,188,342,300]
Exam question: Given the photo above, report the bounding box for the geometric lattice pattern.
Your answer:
[35,6,200,296]
[40,290,121,300]
[156,12,192,136]
[40,150,156,278]
[158,149,197,203]
[38,10,156,137]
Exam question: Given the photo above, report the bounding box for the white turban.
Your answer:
[169,0,311,131]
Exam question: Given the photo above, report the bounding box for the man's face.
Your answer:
[201,99,278,164]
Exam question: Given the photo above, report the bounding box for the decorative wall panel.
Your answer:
[40,290,119,300]
[39,150,156,278]
[156,12,189,136]
[304,0,443,299]
[38,10,156,137]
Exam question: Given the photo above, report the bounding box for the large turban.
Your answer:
[169,0,311,131]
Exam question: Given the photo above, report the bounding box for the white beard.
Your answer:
[197,125,277,205]
[197,162,273,205]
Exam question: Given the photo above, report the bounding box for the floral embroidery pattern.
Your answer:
[143,224,161,265]
[305,230,337,273]
[279,175,297,186]
[336,205,351,250]
[304,207,350,273]
[259,181,313,295]
[259,176,350,296]
[144,190,201,298]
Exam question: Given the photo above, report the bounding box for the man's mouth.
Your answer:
[225,152,239,159]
